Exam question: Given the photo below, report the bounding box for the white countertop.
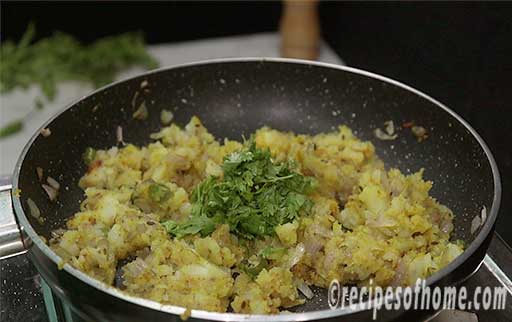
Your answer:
[0,32,343,175]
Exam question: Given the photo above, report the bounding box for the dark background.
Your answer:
[1,1,511,244]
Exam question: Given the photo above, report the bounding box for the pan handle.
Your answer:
[0,176,26,260]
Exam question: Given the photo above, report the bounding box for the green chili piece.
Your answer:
[240,258,269,279]
[149,183,171,203]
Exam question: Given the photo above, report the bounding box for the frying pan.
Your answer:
[0,58,501,322]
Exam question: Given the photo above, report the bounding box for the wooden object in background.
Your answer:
[279,0,320,60]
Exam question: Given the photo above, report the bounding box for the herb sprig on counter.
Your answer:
[163,140,315,240]
[0,23,158,138]
[0,23,158,98]
[0,120,23,138]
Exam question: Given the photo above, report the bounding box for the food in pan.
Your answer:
[49,116,463,314]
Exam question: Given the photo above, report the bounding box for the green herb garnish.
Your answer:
[163,140,314,240]
[82,147,96,165]
[162,216,218,239]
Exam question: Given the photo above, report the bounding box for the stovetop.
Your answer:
[1,234,511,322]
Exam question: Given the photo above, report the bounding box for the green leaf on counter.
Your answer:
[0,23,158,98]
[0,119,23,138]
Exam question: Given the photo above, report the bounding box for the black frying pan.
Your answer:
[3,58,501,322]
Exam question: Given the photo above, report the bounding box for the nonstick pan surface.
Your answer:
[10,58,501,322]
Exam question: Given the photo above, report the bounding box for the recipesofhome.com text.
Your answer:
[328,278,509,319]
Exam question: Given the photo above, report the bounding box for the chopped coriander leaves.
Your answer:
[162,216,218,239]
[163,140,315,240]
[82,147,96,165]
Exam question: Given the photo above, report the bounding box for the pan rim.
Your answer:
[11,57,501,321]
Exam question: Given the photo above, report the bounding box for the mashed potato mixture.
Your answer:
[50,116,462,314]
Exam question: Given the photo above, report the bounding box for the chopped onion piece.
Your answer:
[384,120,395,136]
[131,91,139,108]
[160,109,174,125]
[42,184,58,202]
[297,280,314,299]
[36,167,43,181]
[470,215,481,234]
[440,220,454,234]
[116,126,124,144]
[374,128,397,141]
[411,126,428,142]
[27,198,44,224]
[51,228,66,240]
[46,176,60,190]
[40,128,51,137]
[481,206,487,223]
[132,102,148,120]
[286,243,305,268]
